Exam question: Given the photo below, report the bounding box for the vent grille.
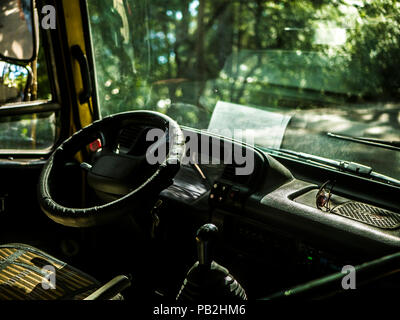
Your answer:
[332,202,400,229]
[117,126,142,150]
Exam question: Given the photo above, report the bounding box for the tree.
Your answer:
[86,0,400,128]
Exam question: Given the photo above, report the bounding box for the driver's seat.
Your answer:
[0,243,127,300]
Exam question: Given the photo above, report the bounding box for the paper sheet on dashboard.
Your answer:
[207,101,292,149]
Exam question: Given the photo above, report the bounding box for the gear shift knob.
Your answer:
[196,223,218,267]
[177,223,247,301]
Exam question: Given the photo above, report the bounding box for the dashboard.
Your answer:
[79,120,399,298]
[107,122,400,257]
[156,127,400,296]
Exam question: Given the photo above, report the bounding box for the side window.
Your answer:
[0,37,56,152]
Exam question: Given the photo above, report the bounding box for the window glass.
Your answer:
[0,112,56,151]
[87,0,400,181]
[36,42,52,101]
[0,35,55,151]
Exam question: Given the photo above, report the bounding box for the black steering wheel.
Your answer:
[38,111,185,228]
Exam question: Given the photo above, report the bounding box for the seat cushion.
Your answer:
[0,243,100,300]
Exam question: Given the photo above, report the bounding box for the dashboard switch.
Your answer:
[89,138,102,152]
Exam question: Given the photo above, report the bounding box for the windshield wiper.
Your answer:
[263,147,400,187]
[327,132,400,152]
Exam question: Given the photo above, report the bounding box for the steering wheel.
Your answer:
[38,111,185,228]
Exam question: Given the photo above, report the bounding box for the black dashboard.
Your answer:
[157,127,400,297]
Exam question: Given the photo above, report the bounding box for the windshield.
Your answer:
[87,0,400,181]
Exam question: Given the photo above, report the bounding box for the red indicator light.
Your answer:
[89,139,102,152]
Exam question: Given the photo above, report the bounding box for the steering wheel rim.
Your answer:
[38,111,185,228]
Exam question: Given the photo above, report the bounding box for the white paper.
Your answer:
[207,101,291,149]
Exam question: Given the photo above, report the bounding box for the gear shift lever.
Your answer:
[196,223,218,267]
[177,223,247,301]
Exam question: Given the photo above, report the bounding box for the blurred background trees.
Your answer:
[86,0,400,128]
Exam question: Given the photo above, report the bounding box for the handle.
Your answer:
[71,45,93,104]
[84,275,131,300]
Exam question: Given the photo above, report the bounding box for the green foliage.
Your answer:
[344,0,400,99]
[87,0,400,128]
[0,34,54,150]
[0,112,55,149]
[36,42,52,101]
[0,62,27,104]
